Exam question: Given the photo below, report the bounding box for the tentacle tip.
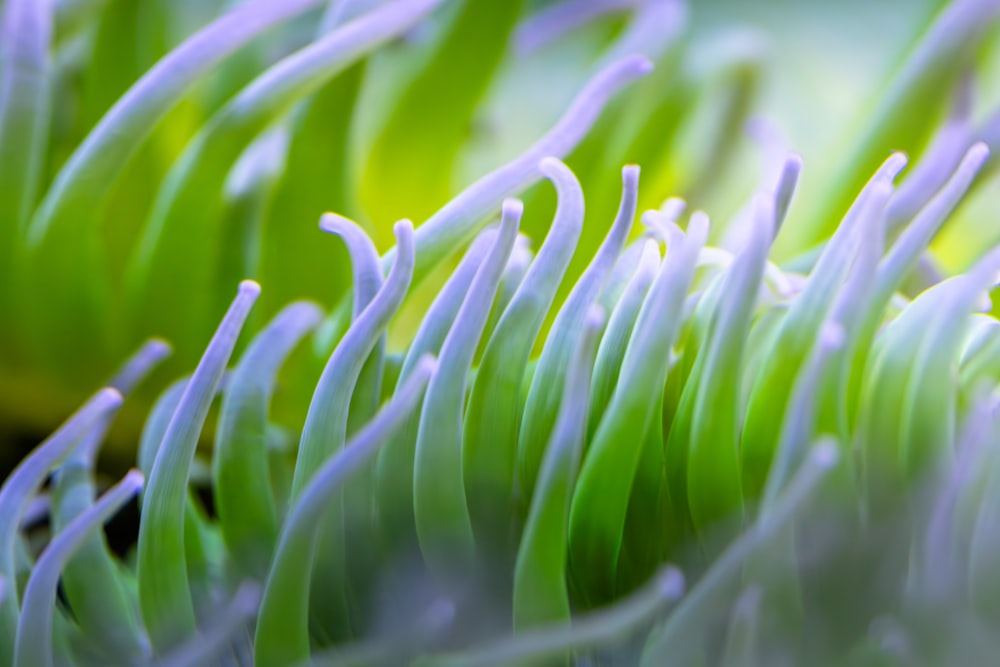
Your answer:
[426,597,456,628]
[318,212,345,234]
[622,163,641,186]
[234,580,263,613]
[627,54,655,75]
[640,238,662,265]
[124,469,145,493]
[502,198,525,220]
[688,210,711,239]
[539,156,564,174]
[641,211,682,245]
[585,304,606,331]
[820,322,846,349]
[971,140,990,157]
[415,354,439,378]
[238,280,262,299]
[813,440,840,469]
[887,151,909,175]
[394,219,415,238]
[98,386,125,409]
[656,566,686,600]
[659,197,687,221]
[143,338,173,360]
[289,300,326,327]
[976,292,993,313]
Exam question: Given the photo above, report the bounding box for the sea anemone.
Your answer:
[3,0,1000,665]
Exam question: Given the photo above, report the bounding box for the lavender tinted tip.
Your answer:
[585,304,607,331]
[415,354,439,378]
[144,339,173,362]
[641,211,683,246]
[813,440,839,469]
[630,55,654,75]
[539,156,565,175]
[659,197,687,221]
[656,566,685,600]
[238,280,262,298]
[688,211,711,243]
[820,322,846,349]
[99,386,125,410]
[502,198,525,219]
[622,164,640,189]
[232,580,263,614]
[883,152,909,182]
[123,469,145,493]
[318,212,351,234]
[394,218,415,237]
[968,140,991,165]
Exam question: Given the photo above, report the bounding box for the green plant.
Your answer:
[5,0,1000,665]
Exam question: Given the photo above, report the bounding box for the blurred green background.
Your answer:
[2,0,996,474]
